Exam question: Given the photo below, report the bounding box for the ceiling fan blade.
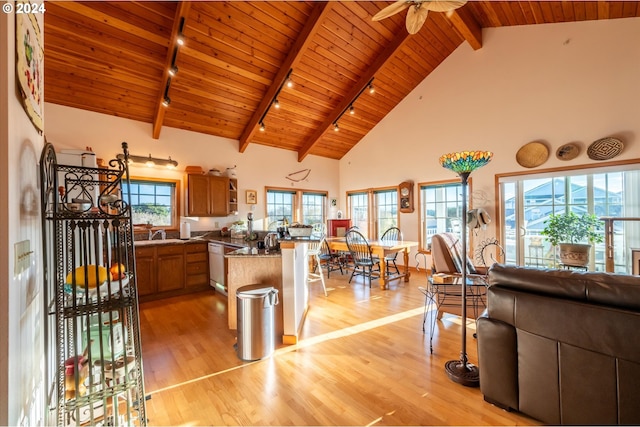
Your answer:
[372,0,411,21]
[424,0,467,13]
[405,4,429,34]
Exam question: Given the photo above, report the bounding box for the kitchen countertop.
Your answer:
[225,247,281,257]
[134,233,320,249]
[133,238,208,247]
[133,235,252,248]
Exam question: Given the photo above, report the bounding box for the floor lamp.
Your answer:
[439,150,493,387]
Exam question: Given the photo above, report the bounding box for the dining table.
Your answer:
[326,237,419,290]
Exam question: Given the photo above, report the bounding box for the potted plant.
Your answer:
[540,211,604,267]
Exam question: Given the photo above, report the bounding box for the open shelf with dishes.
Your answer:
[40,142,146,426]
[229,178,238,214]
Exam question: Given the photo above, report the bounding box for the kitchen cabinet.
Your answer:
[186,243,209,288]
[187,174,231,217]
[135,246,156,297]
[157,245,185,292]
[135,242,209,302]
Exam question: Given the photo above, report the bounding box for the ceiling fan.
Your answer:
[372,0,467,34]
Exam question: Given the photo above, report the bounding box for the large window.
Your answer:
[121,178,180,228]
[266,189,294,226]
[419,180,465,251]
[347,187,398,239]
[302,192,326,225]
[374,189,398,238]
[499,166,640,273]
[266,188,327,228]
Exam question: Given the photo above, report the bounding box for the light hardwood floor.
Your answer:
[138,268,539,426]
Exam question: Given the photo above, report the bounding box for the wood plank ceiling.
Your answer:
[44,1,640,161]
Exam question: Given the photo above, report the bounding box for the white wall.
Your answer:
[340,18,640,264]
[1,10,46,426]
[44,104,341,231]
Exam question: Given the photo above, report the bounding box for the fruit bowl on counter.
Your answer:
[287,224,313,237]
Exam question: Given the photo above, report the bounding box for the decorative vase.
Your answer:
[559,243,591,267]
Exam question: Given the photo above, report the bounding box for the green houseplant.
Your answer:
[540,212,604,267]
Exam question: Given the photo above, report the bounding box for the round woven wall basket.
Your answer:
[516,141,549,168]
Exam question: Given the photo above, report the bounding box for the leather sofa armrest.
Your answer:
[477,315,519,411]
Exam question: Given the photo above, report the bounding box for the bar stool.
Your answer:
[307,237,327,296]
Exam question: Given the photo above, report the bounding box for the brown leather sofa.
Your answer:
[477,264,640,425]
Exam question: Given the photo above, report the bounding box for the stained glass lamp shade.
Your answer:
[439,150,492,387]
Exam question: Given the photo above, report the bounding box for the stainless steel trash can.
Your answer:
[236,284,279,361]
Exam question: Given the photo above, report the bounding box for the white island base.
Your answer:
[225,239,312,345]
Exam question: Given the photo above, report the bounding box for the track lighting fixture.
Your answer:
[161,76,172,107]
[368,83,375,94]
[256,68,294,133]
[176,17,185,46]
[117,153,178,169]
[168,47,179,77]
[332,78,375,132]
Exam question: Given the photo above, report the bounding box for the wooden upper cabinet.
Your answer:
[187,174,231,217]
[209,176,230,216]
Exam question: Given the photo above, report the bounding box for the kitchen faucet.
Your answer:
[149,229,166,240]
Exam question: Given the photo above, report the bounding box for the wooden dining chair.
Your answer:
[319,238,344,278]
[345,229,380,288]
[381,226,403,275]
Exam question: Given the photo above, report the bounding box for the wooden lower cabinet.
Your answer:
[185,243,209,288]
[136,242,209,302]
[135,246,157,297]
[157,245,185,292]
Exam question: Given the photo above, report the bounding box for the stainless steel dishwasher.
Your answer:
[208,242,226,294]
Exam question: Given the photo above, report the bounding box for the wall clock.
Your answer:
[398,181,414,213]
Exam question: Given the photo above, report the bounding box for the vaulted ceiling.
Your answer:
[43,1,640,161]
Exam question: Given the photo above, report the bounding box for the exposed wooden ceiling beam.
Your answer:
[448,6,483,50]
[238,2,332,153]
[152,1,191,139]
[297,29,412,162]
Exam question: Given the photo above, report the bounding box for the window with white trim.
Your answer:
[347,187,398,239]
[265,188,327,228]
[418,180,465,251]
[499,165,640,273]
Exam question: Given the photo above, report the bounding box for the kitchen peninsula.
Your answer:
[134,234,314,344]
[226,239,313,345]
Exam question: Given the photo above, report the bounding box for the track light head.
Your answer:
[368,83,375,94]
[274,99,280,109]
[349,105,355,115]
[169,65,178,77]
[259,122,266,132]
[333,122,339,132]
[162,96,171,107]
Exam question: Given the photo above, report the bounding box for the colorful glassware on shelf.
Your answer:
[439,151,493,174]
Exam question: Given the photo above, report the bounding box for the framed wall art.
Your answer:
[16,2,44,133]
[246,190,257,204]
